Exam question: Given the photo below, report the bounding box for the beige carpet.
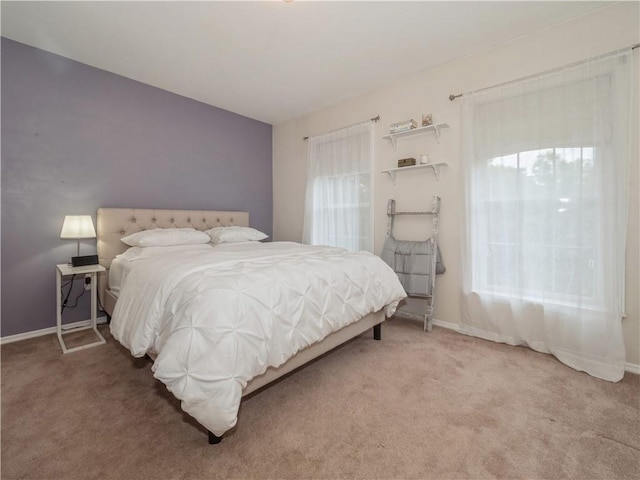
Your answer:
[1,319,638,480]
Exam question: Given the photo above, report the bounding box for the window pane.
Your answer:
[482,146,597,303]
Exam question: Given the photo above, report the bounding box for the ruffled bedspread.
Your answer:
[110,242,406,435]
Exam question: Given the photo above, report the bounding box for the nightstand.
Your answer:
[56,263,106,354]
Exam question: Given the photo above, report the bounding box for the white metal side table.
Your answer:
[56,263,106,354]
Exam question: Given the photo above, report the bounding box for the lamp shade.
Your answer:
[60,215,96,239]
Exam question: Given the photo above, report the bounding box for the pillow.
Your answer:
[205,226,268,244]
[121,228,210,247]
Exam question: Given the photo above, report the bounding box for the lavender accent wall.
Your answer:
[1,38,273,337]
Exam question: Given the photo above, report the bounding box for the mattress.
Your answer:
[107,257,126,297]
[109,241,406,436]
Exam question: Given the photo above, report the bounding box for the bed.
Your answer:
[96,208,406,444]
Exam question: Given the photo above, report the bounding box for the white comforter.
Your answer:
[110,241,406,436]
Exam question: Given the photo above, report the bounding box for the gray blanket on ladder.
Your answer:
[380,235,445,296]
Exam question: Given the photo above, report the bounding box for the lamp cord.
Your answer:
[59,274,106,317]
[60,274,88,313]
[60,274,76,313]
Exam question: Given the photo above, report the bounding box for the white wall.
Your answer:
[273,2,640,368]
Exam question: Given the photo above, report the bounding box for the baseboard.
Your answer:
[625,362,640,375]
[431,318,640,376]
[432,318,462,332]
[1,316,109,345]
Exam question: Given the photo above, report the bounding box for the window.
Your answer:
[458,48,634,381]
[303,121,374,252]
[308,171,371,250]
[481,147,597,305]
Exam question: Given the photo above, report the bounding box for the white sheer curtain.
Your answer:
[303,121,374,252]
[459,49,635,381]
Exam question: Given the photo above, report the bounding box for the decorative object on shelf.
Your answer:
[60,215,98,266]
[421,113,433,127]
[389,119,417,133]
[382,122,450,150]
[382,162,448,183]
[420,154,431,165]
[398,157,417,168]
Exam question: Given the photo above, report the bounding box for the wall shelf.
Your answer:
[382,123,450,150]
[382,162,448,184]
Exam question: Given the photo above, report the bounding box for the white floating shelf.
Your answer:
[381,162,448,184]
[382,123,450,150]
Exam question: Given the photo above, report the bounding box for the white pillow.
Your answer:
[121,228,210,247]
[205,226,268,244]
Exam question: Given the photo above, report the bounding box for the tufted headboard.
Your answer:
[96,208,249,269]
[96,208,249,310]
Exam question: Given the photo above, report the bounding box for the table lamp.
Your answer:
[60,215,98,266]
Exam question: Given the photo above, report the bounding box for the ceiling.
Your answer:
[1,1,612,125]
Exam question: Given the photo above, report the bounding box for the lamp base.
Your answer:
[71,255,99,267]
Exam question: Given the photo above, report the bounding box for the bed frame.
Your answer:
[96,208,384,444]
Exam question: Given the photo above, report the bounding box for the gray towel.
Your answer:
[380,235,445,296]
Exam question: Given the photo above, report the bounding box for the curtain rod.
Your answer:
[448,43,640,102]
[304,115,380,140]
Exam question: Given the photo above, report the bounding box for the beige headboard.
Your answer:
[97,208,249,269]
